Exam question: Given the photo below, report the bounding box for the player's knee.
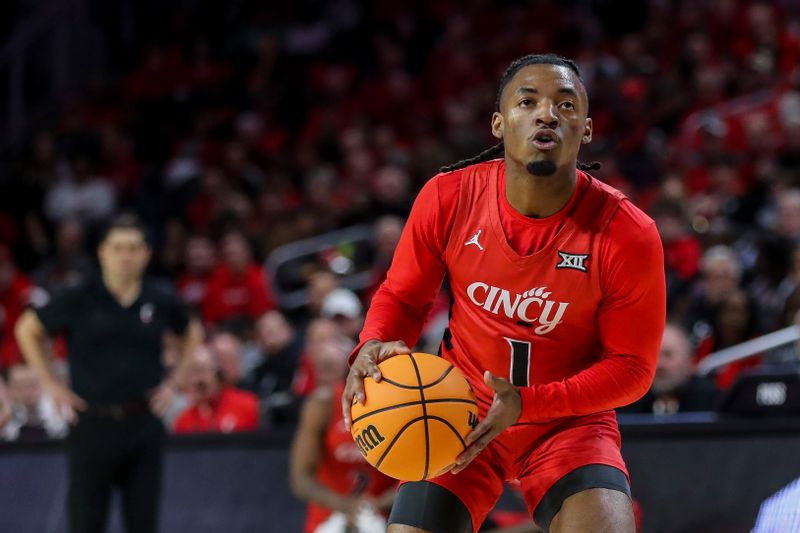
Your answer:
[550,488,634,533]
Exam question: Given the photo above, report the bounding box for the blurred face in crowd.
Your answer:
[331,314,362,341]
[717,291,751,340]
[776,191,800,239]
[8,365,43,412]
[308,271,338,315]
[256,310,294,355]
[304,318,340,354]
[311,339,350,388]
[702,255,740,304]
[653,213,684,244]
[56,219,84,257]
[492,63,591,178]
[221,232,251,274]
[98,228,151,284]
[185,235,216,276]
[374,216,403,262]
[186,347,221,405]
[209,332,242,385]
[653,325,693,396]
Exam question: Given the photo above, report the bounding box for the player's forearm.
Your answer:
[517,353,655,423]
[14,311,59,386]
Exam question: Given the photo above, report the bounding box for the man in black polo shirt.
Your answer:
[15,214,202,533]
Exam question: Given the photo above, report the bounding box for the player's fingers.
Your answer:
[361,356,382,382]
[484,371,512,393]
[375,340,410,363]
[464,420,493,447]
[340,389,353,431]
[346,371,367,406]
[452,439,488,474]
[387,340,411,356]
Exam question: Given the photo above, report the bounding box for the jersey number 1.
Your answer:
[504,337,531,387]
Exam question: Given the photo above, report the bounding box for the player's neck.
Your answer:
[504,163,577,218]
[102,273,142,306]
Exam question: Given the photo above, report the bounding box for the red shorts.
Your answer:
[414,409,628,532]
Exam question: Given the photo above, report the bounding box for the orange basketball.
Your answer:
[350,352,479,481]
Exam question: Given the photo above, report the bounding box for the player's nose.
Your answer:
[534,101,559,128]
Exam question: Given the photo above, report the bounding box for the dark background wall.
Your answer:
[2,417,800,533]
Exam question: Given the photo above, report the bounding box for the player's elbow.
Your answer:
[622,355,657,406]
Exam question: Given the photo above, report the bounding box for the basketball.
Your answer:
[349,352,479,481]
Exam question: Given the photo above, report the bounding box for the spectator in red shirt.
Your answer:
[176,234,217,309]
[202,230,275,325]
[0,247,39,369]
[173,346,260,434]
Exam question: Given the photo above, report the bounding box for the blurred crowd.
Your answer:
[2,0,800,440]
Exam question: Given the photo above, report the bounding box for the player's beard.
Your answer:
[526,159,557,176]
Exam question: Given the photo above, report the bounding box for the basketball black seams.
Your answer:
[408,354,431,480]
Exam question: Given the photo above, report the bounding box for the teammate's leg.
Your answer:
[549,487,634,533]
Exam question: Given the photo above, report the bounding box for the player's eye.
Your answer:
[519,98,534,107]
[559,101,575,110]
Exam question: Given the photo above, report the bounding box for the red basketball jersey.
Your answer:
[305,383,395,533]
[442,160,622,412]
[355,158,666,424]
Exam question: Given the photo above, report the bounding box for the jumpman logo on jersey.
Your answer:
[465,229,485,251]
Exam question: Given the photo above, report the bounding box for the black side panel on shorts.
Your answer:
[534,464,631,533]
[389,481,473,533]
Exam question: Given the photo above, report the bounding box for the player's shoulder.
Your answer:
[425,158,502,204]
[430,158,501,186]
[590,176,656,235]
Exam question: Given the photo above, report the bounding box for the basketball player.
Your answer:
[291,334,396,532]
[341,54,666,533]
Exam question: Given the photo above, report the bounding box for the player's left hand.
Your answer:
[451,371,521,475]
[149,380,178,417]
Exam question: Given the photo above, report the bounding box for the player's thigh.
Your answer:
[550,487,634,533]
[523,464,631,533]
[388,446,505,533]
[518,411,630,532]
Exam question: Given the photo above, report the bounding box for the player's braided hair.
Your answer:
[440,53,601,173]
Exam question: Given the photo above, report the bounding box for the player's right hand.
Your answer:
[342,339,410,431]
[44,379,87,425]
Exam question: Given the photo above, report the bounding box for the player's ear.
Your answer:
[491,112,503,140]
[582,117,593,144]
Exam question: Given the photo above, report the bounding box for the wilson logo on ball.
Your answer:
[355,425,385,456]
[467,412,479,429]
